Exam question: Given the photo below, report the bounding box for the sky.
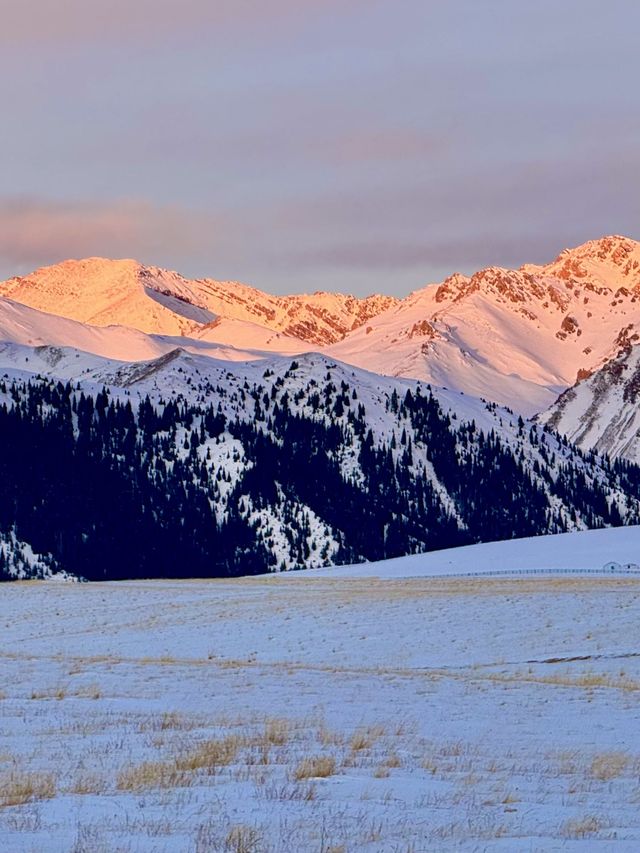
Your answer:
[1,0,639,296]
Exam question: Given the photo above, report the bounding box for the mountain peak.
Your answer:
[21,256,141,277]
[551,235,640,266]
[0,256,395,346]
[0,256,209,336]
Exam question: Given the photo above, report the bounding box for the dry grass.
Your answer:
[68,683,102,700]
[160,711,186,730]
[570,672,640,691]
[176,735,242,773]
[316,723,344,747]
[30,686,67,700]
[117,760,184,792]
[263,718,290,746]
[263,780,317,801]
[350,730,372,752]
[561,815,602,838]
[137,711,199,734]
[117,734,243,791]
[374,750,402,777]
[224,824,264,853]
[29,683,101,701]
[501,791,520,804]
[591,751,629,781]
[439,740,473,758]
[422,757,438,775]
[0,771,56,806]
[383,752,402,768]
[482,669,640,692]
[4,578,640,849]
[293,755,336,780]
[350,725,385,752]
[70,773,107,795]
[552,749,581,776]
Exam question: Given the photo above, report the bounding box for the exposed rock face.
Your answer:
[540,343,640,463]
[613,324,640,354]
[556,315,580,340]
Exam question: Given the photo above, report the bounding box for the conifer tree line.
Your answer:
[0,368,638,581]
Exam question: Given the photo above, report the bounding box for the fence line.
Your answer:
[420,566,640,580]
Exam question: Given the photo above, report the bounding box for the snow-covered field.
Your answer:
[311,525,640,579]
[2,533,640,851]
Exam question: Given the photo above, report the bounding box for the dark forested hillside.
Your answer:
[1,358,639,580]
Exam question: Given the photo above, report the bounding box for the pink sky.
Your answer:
[1,0,638,294]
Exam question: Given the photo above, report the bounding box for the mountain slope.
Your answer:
[0,295,170,361]
[540,344,640,463]
[2,347,639,578]
[0,296,308,372]
[329,235,640,414]
[0,530,71,582]
[0,257,396,345]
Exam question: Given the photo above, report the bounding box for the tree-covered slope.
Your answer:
[1,351,639,579]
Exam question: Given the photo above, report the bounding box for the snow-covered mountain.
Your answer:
[540,343,640,464]
[0,295,306,366]
[0,257,395,346]
[2,344,639,578]
[3,236,640,579]
[2,236,640,416]
[329,235,640,414]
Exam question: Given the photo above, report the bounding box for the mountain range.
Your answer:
[2,235,640,579]
[3,236,640,418]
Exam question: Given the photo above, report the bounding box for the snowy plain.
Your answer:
[1,529,640,851]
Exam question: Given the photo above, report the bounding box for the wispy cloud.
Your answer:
[0,198,214,273]
[0,0,366,47]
